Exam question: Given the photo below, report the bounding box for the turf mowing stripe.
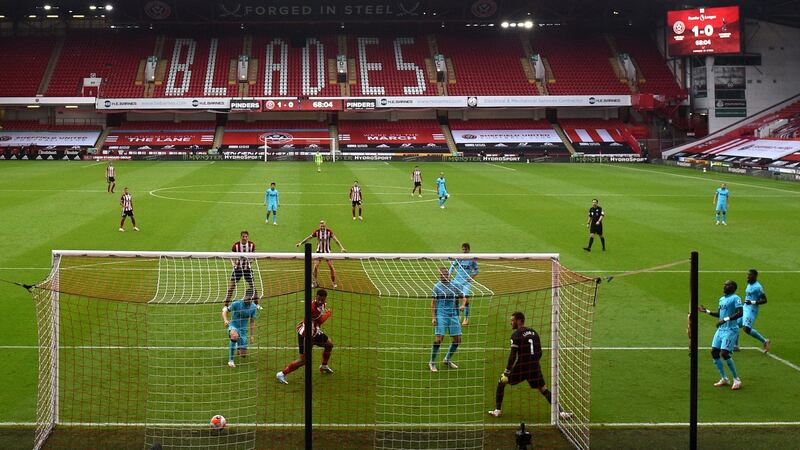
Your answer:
[602,164,800,196]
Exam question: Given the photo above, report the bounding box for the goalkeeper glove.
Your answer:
[499,370,510,384]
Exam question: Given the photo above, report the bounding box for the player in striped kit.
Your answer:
[106,162,116,193]
[224,231,257,306]
[349,180,363,221]
[276,289,335,384]
[296,220,347,288]
[118,187,139,232]
[411,166,423,197]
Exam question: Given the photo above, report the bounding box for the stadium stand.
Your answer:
[0,121,101,130]
[115,120,216,131]
[222,120,331,151]
[46,32,155,98]
[251,35,339,97]
[668,101,800,165]
[348,35,432,96]
[614,35,683,97]
[338,119,447,152]
[560,119,641,154]
[534,34,630,95]
[437,35,536,96]
[151,36,241,98]
[0,38,54,97]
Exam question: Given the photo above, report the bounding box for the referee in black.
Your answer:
[583,198,606,252]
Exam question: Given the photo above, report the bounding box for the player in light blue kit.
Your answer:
[713,183,729,225]
[265,182,279,225]
[429,268,465,372]
[699,280,744,390]
[734,269,771,352]
[450,243,479,326]
[436,172,449,209]
[222,288,259,368]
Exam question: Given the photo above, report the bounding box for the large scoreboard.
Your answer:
[667,6,741,56]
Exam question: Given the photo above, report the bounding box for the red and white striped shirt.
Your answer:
[231,240,256,269]
[120,193,133,211]
[296,301,328,337]
[312,228,335,253]
[106,165,115,178]
[412,169,422,183]
[350,185,362,202]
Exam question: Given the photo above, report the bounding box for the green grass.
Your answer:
[0,160,799,449]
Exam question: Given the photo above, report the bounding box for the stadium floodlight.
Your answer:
[46,14,58,18]
[43,5,52,10]
[28,14,38,18]
[89,5,97,10]
[509,22,517,27]
[524,20,534,29]
[72,14,84,18]
[32,250,596,450]
[105,4,113,11]
[501,21,509,28]
[517,22,525,27]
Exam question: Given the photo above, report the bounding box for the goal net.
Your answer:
[31,251,597,450]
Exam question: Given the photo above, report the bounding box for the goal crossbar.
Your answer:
[52,250,560,260]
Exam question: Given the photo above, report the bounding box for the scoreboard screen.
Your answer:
[667,6,741,56]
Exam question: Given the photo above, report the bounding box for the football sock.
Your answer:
[464,302,471,319]
[283,359,304,375]
[748,328,767,344]
[542,388,552,404]
[715,211,720,221]
[722,211,727,221]
[587,237,594,249]
[600,237,606,250]
[266,212,270,221]
[725,358,739,379]
[229,340,236,361]
[713,358,726,379]
[430,343,441,362]
[272,212,277,223]
[495,383,506,410]
[444,343,459,361]
[322,348,331,365]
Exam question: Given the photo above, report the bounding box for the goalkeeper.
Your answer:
[314,150,323,172]
[222,288,259,368]
[488,311,572,419]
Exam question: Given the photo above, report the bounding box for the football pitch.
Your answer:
[0,160,799,449]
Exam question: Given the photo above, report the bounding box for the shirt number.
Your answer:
[528,339,535,355]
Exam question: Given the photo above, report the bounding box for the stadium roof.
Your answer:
[1,0,799,29]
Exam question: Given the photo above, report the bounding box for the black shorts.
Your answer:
[121,209,134,217]
[414,182,421,187]
[507,364,545,389]
[589,223,603,235]
[298,332,328,354]
[230,267,254,284]
[351,200,362,206]
[107,176,115,183]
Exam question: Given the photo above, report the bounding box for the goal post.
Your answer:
[31,250,596,450]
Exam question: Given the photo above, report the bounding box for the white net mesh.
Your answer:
[31,252,596,450]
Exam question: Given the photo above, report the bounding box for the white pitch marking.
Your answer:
[81,161,106,168]
[484,163,516,171]
[766,352,800,373]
